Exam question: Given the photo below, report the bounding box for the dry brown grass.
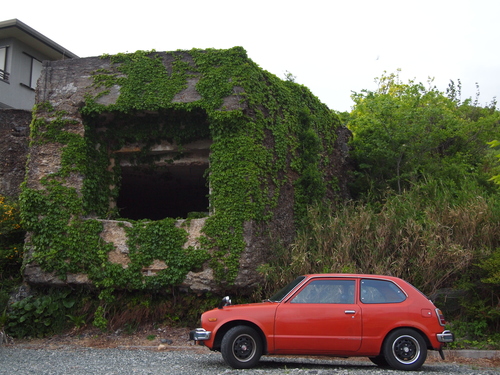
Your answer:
[260,190,500,297]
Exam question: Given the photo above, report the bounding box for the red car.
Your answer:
[190,274,454,371]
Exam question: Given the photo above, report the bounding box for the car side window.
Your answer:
[360,279,406,304]
[291,279,355,304]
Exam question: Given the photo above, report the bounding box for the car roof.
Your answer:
[303,274,406,282]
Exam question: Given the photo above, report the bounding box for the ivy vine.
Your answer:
[21,46,341,297]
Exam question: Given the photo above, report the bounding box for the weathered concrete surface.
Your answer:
[429,349,500,360]
[22,216,278,293]
[0,109,30,198]
[100,220,133,268]
[24,218,213,292]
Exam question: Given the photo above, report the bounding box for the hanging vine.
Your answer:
[21,47,341,292]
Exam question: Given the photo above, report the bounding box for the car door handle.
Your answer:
[344,310,356,314]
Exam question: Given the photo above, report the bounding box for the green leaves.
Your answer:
[7,290,76,338]
[124,218,209,289]
[488,140,500,186]
[348,71,500,199]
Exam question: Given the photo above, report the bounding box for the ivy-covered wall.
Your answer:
[21,47,349,295]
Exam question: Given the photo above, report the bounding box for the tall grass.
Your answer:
[259,178,500,297]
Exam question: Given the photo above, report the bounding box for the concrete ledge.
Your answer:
[429,349,500,359]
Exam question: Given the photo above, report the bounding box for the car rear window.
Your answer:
[360,279,406,304]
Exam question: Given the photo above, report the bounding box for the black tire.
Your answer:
[382,328,427,371]
[369,355,389,367]
[221,325,262,369]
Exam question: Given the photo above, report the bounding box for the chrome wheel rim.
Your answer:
[232,333,256,362]
[392,335,420,364]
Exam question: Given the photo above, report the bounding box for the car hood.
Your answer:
[220,301,276,310]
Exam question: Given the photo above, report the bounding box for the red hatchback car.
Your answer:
[190,274,454,371]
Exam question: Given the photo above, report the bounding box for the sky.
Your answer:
[4,0,499,112]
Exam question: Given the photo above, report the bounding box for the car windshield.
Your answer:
[268,276,305,302]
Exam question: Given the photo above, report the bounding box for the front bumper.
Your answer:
[189,328,211,341]
[437,330,454,343]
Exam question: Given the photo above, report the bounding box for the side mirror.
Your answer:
[218,296,232,309]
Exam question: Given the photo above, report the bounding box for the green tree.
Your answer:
[488,140,500,186]
[348,71,499,199]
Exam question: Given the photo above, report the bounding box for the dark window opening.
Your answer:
[84,108,211,221]
[117,164,209,221]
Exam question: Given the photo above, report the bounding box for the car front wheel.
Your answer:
[383,328,427,371]
[221,325,262,369]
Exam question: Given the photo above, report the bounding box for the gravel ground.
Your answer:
[1,346,499,375]
[1,327,498,375]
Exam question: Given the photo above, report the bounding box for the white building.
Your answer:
[0,19,78,110]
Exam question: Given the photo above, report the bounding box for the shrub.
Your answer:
[6,289,76,338]
[0,195,24,281]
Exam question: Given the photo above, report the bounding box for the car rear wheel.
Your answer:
[221,325,262,369]
[383,328,427,371]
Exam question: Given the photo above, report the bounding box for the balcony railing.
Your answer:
[0,69,9,82]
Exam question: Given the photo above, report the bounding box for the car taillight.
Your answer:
[435,308,446,326]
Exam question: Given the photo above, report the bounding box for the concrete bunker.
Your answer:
[22,47,352,293]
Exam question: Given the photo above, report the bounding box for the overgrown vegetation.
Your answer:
[260,179,500,292]
[0,195,23,280]
[14,47,340,334]
[0,195,24,330]
[80,48,339,282]
[348,72,499,199]
[5,286,220,338]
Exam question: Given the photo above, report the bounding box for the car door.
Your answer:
[358,278,409,345]
[273,277,362,354]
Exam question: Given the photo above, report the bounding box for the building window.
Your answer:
[21,52,42,89]
[0,46,8,82]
